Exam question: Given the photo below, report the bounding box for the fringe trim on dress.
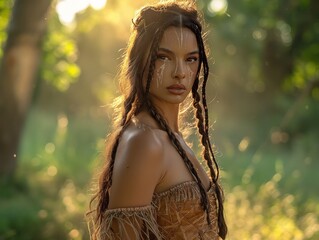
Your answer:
[93,205,162,240]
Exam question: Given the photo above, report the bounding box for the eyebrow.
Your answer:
[158,47,199,55]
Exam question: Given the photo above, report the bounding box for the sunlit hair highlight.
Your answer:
[88,1,227,239]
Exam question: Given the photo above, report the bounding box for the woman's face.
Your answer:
[148,26,199,107]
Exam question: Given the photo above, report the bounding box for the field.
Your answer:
[0,107,318,240]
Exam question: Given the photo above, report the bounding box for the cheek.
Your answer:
[153,61,172,87]
[185,64,198,85]
[190,62,200,75]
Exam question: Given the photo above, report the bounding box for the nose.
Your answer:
[172,60,186,80]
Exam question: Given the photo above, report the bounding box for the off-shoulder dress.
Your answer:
[93,181,219,240]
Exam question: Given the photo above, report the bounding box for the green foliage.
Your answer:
[1,107,318,239]
[0,0,13,58]
[40,14,80,91]
[0,185,44,240]
[0,108,107,240]
[283,98,319,135]
[226,178,319,239]
[203,0,319,98]
[0,0,80,92]
[219,119,319,239]
[284,61,319,92]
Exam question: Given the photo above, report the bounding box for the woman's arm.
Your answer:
[101,128,164,239]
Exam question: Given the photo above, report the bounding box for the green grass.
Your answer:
[0,108,107,240]
[0,107,318,239]
[218,127,319,239]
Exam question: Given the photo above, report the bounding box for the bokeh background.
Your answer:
[0,0,318,239]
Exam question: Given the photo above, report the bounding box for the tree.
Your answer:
[0,0,53,178]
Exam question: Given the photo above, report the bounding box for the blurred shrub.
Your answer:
[226,174,319,239]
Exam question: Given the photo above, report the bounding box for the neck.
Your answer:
[148,99,180,133]
[156,103,180,133]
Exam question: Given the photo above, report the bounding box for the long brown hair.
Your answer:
[88,1,227,239]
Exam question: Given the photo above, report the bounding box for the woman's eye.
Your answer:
[157,55,169,61]
[187,57,198,63]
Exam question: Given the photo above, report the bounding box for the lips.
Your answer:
[167,84,186,95]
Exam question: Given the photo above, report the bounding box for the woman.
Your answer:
[88,1,227,239]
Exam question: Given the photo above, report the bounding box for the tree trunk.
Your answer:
[0,0,52,178]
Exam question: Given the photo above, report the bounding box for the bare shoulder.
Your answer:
[108,125,164,209]
[122,124,164,157]
[118,124,164,166]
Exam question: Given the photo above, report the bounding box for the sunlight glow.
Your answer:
[45,142,55,154]
[47,165,58,177]
[56,0,107,25]
[69,229,80,238]
[58,113,68,129]
[90,0,107,10]
[208,0,228,15]
[238,137,250,152]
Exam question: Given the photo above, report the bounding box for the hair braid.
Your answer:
[191,78,217,180]
[146,99,212,224]
[192,75,227,238]
[120,89,137,126]
[192,26,227,239]
[201,54,220,176]
[193,27,219,176]
[201,53,228,238]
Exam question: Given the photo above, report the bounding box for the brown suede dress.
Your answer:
[96,181,219,239]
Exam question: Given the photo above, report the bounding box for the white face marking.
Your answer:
[174,26,192,51]
[174,28,182,48]
[179,15,183,47]
[156,60,167,88]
